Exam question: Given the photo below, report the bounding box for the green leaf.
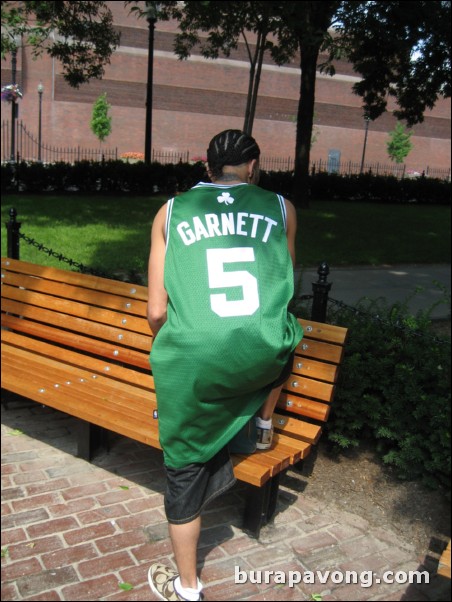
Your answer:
[119,485,129,490]
[118,582,134,591]
[8,428,24,436]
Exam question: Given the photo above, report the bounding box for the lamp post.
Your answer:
[360,115,370,174]
[10,47,18,162]
[37,82,44,162]
[144,2,160,165]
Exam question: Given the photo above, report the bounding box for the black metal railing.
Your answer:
[1,120,118,164]
[4,208,450,342]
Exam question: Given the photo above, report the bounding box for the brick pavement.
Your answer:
[1,397,450,601]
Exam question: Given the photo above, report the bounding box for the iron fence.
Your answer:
[151,149,189,164]
[1,119,450,181]
[260,156,295,172]
[1,120,118,163]
[261,155,451,180]
[309,158,451,181]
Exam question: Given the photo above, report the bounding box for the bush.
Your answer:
[2,161,449,203]
[324,293,451,490]
[0,160,209,196]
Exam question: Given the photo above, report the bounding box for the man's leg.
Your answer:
[255,384,284,449]
[257,384,284,421]
[168,517,201,589]
[149,517,202,600]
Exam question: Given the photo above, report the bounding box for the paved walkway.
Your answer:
[296,264,451,320]
[1,396,450,601]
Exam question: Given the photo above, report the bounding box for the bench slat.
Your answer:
[1,257,148,300]
[2,347,156,417]
[233,452,283,478]
[284,374,334,403]
[272,433,312,461]
[2,312,151,370]
[2,296,151,350]
[272,413,322,445]
[438,540,451,579]
[2,329,153,390]
[2,284,150,335]
[299,319,348,345]
[1,358,161,449]
[230,456,271,487]
[296,338,345,365]
[291,355,339,384]
[2,270,148,318]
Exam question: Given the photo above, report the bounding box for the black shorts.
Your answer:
[163,352,295,524]
[164,445,236,524]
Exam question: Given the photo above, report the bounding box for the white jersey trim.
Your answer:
[192,182,288,231]
[192,181,249,190]
[165,198,174,250]
[277,194,287,231]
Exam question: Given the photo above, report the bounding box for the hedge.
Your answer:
[2,160,450,204]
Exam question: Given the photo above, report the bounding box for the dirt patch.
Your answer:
[287,438,451,559]
[430,318,451,339]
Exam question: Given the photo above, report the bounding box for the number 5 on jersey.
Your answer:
[206,248,260,318]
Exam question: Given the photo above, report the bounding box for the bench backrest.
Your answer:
[1,258,348,442]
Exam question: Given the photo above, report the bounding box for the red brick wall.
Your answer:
[1,2,450,174]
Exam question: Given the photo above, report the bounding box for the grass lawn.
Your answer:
[1,195,450,274]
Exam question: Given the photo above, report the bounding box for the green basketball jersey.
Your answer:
[150,182,303,468]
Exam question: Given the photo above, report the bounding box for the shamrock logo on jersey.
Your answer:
[217,192,234,205]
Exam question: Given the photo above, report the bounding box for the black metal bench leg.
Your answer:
[77,421,109,461]
[242,479,272,539]
[266,472,281,522]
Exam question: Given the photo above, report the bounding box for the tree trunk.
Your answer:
[243,31,267,135]
[292,41,320,208]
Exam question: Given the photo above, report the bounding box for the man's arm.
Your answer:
[284,198,297,266]
[147,203,168,337]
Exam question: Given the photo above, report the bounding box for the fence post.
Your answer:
[311,261,332,323]
[6,207,21,259]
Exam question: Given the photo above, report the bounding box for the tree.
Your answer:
[90,93,112,146]
[1,1,120,87]
[387,122,413,164]
[277,2,340,207]
[276,1,450,205]
[138,1,340,206]
[129,1,451,207]
[127,1,293,135]
[335,1,451,126]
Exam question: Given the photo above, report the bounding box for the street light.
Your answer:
[10,42,19,162]
[144,2,161,165]
[37,82,44,162]
[360,115,371,174]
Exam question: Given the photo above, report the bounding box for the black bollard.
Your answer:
[311,261,332,323]
[6,207,21,260]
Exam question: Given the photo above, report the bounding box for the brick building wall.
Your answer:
[1,2,450,173]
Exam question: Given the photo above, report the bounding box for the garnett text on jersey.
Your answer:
[176,212,278,246]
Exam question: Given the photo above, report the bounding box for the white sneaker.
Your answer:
[255,417,273,450]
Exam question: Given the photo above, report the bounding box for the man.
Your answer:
[147,129,303,601]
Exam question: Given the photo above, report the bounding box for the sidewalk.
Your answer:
[296,264,451,320]
[1,397,450,601]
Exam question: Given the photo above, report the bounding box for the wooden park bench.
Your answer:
[438,540,451,580]
[1,257,348,537]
